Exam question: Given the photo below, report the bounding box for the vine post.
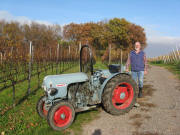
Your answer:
[28,41,32,95]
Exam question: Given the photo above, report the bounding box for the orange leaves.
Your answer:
[26,122,38,128]
[9,127,14,130]
[128,24,147,48]
[30,123,34,127]
[63,22,98,46]
[63,18,147,52]
[0,20,62,49]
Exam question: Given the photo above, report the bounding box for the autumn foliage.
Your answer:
[63,18,146,62]
[0,18,146,63]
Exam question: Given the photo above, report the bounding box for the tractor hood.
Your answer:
[42,72,89,98]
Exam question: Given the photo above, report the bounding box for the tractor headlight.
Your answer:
[42,85,47,91]
[48,88,58,96]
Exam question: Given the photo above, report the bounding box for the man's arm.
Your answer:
[126,54,130,71]
[144,53,148,72]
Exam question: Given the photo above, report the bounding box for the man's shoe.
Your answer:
[138,87,143,98]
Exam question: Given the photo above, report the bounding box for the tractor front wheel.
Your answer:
[47,101,75,131]
[36,95,48,119]
[102,74,137,115]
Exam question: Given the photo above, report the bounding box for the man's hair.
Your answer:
[135,41,141,45]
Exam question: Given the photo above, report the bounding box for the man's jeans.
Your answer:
[131,71,144,88]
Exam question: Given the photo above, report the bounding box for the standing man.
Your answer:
[126,42,147,98]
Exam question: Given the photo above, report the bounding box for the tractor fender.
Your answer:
[99,72,131,101]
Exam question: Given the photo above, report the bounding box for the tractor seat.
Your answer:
[109,64,121,73]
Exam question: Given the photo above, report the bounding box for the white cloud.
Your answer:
[143,25,180,57]
[144,25,180,47]
[148,36,180,47]
[0,10,52,25]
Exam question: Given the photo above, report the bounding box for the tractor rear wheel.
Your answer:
[102,74,137,115]
[47,101,75,131]
[36,95,48,119]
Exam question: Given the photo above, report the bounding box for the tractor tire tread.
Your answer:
[102,74,137,115]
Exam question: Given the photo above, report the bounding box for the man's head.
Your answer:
[134,42,141,51]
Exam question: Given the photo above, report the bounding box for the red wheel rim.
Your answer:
[112,82,134,109]
[53,105,72,127]
[42,102,48,116]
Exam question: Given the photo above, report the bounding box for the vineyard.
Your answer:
[0,42,131,115]
[0,43,79,115]
[149,46,180,64]
[0,18,147,135]
[149,47,180,79]
[0,42,135,134]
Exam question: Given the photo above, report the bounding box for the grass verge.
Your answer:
[150,61,180,80]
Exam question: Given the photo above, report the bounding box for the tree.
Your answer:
[128,23,147,49]
[63,23,81,43]
[105,18,131,48]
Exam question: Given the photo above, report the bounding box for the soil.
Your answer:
[82,65,180,135]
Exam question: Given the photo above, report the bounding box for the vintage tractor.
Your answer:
[36,45,137,131]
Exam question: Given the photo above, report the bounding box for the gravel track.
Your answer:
[82,65,180,135]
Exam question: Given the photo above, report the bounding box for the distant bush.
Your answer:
[176,61,180,69]
[150,60,163,64]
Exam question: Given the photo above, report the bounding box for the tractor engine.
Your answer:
[68,82,93,108]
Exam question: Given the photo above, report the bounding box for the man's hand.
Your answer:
[126,69,129,72]
[144,70,147,75]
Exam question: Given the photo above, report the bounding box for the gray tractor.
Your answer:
[36,45,137,131]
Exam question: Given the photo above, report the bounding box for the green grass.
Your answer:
[94,61,108,69]
[0,62,77,114]
[150,61,180,79]
[0,61,106,135]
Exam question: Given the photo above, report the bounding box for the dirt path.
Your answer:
[82,65,180,135]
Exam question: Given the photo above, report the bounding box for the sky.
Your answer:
[0,0,180,57]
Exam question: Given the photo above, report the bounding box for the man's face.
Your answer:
[135,42,141,51]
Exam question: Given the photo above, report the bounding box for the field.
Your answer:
[0,61,107,135]
[1,19,179,135]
